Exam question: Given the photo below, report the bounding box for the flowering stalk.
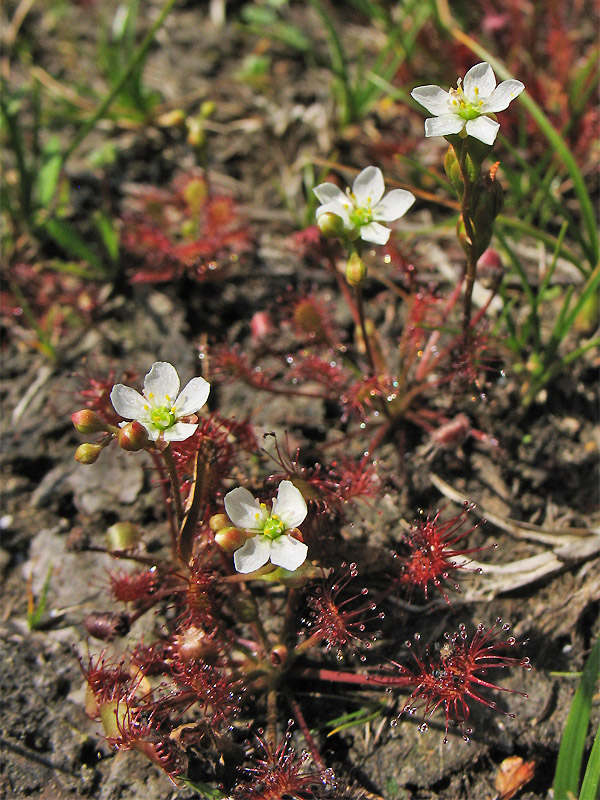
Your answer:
[162,444,184,524]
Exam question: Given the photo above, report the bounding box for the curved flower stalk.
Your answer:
[411,62,524,145]
[225,480,308,573]
[314,166,415,245]
[110,361,210,443]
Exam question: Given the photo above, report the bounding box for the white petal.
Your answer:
[162,422,199,442]
[269,535,308,571]
[313,182,347,205]
[271,481,307,528]
[138,420,162,442]
[352,166,385,207]
[463,62,496,101]
[234,537,271,573]
[315,202,351,229]
[359,222,391,245]
[175,376,210,417]
[374,189,415,222]
[110,385,147,420]
[466,115,500,145]
[225,487,265,530]
[411,85,452,116]
[143,362,180,404]
[424,114,465,138]
[481,80,524,113]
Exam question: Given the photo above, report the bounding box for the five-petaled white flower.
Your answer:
[110,361,210,443]
[314,166,415,246]
[225,480,308,574]
[411,62,524,146]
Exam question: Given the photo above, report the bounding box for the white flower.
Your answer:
[411,62,524,146]
[110,361,210,443]
[225,480,308,574]
[313,166,415,245]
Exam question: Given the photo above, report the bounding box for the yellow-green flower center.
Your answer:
[150,405,176,430]
[450,82,485,121]
[262,513,285,539]
[348,192,374,229]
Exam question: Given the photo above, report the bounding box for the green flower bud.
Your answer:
[155,109,186,128]
[317,212,346,239]
[75,443,104,464]
[444,145,464,199]
[345,252,367,286]
[106,521,141,553]
[71,410,106,434]
[209,513,230,532]
[186,118,206,149]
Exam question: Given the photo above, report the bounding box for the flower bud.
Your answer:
[317,212,346,239]
[200,100,216,118]
[75,443,104,464]
[214,526,247,553]
[118,421,149,451]
[71,409,106,434]
[186,118,206,149]
[155,108,186,128]
[345,252,367,286]
[106,521,141,553]
[209,513,230,532]
[444,145,464,198]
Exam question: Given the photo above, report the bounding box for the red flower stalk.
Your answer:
[302,564,384,661]
[232,728,335,799]
[389,619,530,742]
[392,503,489,602]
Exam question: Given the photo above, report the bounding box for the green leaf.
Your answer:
[27,564,53,630]
[37,150,63,208]
[553,637,600,799]
[579,725,600,800]
[176,777,226,798]
[93,210,120,263]
[42,218,103,272]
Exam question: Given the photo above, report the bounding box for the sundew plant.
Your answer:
[66,59,549,798]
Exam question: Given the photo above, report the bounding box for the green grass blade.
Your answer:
[42,218,103,272]
[579,725,600,800]
[553,637,600,800]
